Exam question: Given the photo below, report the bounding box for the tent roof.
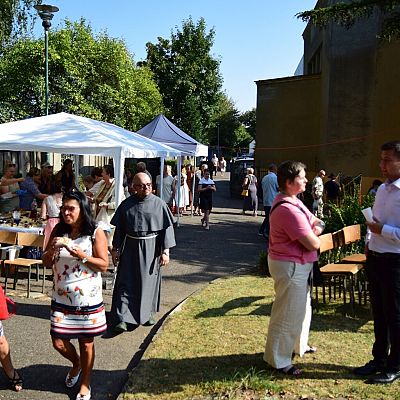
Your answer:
[0,112,180,158]
[137,114,208,156]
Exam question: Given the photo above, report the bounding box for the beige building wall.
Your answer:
[255,75,321,171]
[256,2,400,184]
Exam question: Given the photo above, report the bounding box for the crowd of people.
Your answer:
[1,140,398,396]
[0,155,222,397]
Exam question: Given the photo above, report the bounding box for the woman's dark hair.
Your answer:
[91,167,102,179]
[103,165,114,178]
[48,179,63,195]
[277,160,306,190]
[55,189,96,237]
[59,158,73,173]
[27,167,40,177]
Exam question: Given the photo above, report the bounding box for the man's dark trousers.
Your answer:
[259,206,271,237]
[366,251,400,370]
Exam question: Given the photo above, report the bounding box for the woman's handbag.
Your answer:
[241,175,250,196]
[96,206,110,225]
[0,286,16,320]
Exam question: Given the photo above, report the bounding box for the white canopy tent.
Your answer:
[0,112,180,206]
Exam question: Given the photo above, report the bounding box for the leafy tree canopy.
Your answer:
[211,94,252,157]
[0,0,42,45]
[0,19,164,130]
[239,108,256,140]
[297,0,400,41]
[145,17,223,143]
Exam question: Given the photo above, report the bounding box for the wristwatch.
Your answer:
[80,257,88,264]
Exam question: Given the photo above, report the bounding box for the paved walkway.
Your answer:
[1,173,267,399]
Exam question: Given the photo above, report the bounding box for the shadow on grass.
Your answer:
[194,294,371,333]
[195,296,268,318]
[127,353,365,397]
[311,301,372,332]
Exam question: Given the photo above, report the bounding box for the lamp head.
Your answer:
[34,4,59,30]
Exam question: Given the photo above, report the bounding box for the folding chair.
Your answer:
[338,224,367,264]
[4,232,45,298]
[319,230,364,316]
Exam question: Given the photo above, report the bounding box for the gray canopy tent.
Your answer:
[137,114,208,219]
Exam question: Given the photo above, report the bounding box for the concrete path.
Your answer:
[1,172,267,399]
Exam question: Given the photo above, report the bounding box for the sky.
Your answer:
[34,0,317,113]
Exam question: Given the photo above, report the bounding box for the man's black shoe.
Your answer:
[353,360,384,376]
[367,369,400,384]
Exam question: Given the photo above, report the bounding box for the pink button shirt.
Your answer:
[268,194,318,264]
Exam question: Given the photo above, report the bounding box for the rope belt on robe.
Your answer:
[120,233,159,255]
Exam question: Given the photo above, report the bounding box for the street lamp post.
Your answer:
[217,124,220,157]
[34,4,59,116]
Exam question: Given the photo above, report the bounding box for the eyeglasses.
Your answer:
[60,205,78,213]
[134,183,152,189]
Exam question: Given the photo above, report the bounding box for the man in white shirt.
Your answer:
[211,154,218,178]
[312,169,325,217]
[354,140,400,384]
[156,165,175,206]
[258,164,279,238]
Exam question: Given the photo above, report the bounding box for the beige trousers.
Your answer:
[264,257,313,369]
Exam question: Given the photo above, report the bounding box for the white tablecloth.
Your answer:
[0,225,43,235]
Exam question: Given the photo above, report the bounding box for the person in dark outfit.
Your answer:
[353,140,400,384]
[324,173,341,203]
[198,170,216,230]
[108,173,176,333]
[56,159,75,193]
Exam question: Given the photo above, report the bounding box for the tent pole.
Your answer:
[73,154,80,188]
[176,156,181,227]
[191,156,196,216]
[114,153,125,208]
[160,157,165,201]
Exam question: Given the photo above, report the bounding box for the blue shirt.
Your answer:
[19,177,40,210]
[261,172,279,206]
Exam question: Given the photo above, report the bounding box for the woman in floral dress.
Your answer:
[42,190,108,400]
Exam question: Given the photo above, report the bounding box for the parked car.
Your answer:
[229,157,254,197]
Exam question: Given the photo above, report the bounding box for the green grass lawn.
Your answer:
[121,273,400,400]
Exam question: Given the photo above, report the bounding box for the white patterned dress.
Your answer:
[50,228,107,338]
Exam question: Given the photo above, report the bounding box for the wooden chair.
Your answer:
[315,233,336,304]
[338,224,367,264]
[4,232,45,298]
[0,231,18,277]
[317,232,365,316]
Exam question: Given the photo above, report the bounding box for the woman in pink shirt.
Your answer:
[264,160,324,376]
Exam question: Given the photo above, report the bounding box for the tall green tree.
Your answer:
[0,19,164,130]
[211,94,252,156]
[239,108,256,140]
[297,0,400,41]
[145,17,223,143]
[0,0,42,45]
